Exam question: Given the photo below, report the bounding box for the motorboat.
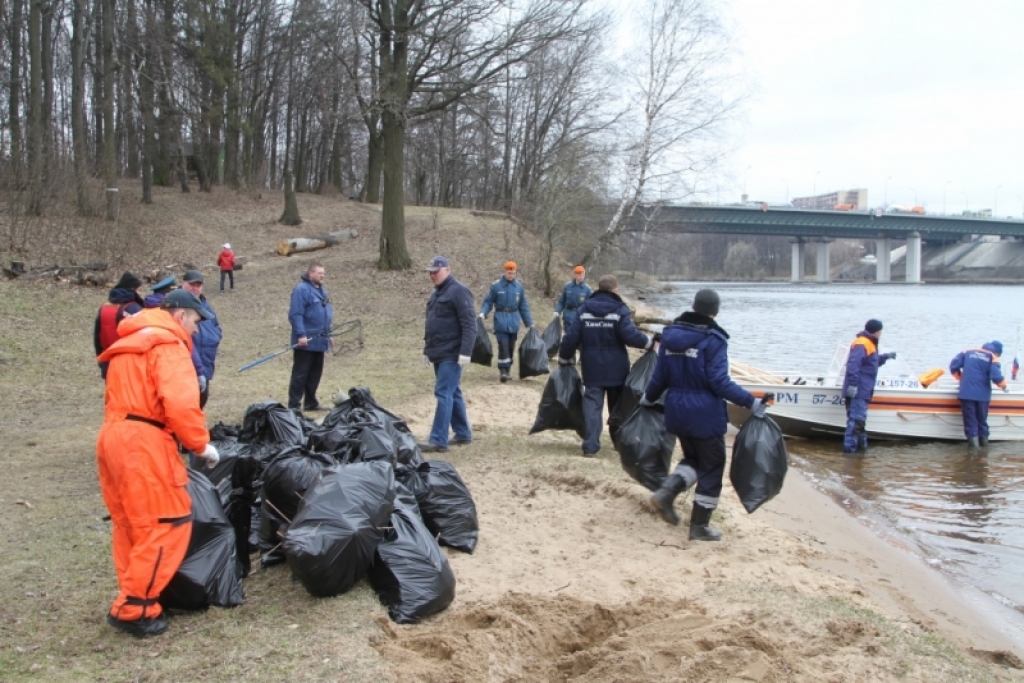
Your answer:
[727,345,1024,442]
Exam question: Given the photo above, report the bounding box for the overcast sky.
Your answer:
[708,0,1024,216]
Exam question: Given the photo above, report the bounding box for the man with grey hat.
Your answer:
[181,269,222,408]
[641,288,772,541]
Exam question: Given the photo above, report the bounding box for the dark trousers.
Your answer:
[288,349,325,410]
[961,399,990,439]
[220,270,234,290]
[676,434,727,509]
[495,332,518,371]
[582,384,623,455]
[844,397,869,453]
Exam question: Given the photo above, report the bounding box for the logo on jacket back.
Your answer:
[667,348,700,358]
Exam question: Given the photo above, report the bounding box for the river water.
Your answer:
[645,282,1024,624]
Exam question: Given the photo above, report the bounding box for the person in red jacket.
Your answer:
[96,289,220,637]
[93,271,144,380]
[217,243,235,292]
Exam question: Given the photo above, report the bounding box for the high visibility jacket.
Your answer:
[99,308,209,452]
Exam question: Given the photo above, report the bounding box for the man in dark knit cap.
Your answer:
[93,272,144,379]
[640,288,771,541]
[841,318,895,454]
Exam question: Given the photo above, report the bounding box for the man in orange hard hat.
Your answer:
[96,289,220,638]
[480,260,534,383]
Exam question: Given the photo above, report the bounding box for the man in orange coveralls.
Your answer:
[96,289,221,638]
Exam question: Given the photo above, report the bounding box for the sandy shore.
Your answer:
[373,367,1024,681]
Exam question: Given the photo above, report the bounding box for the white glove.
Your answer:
[1003,386,1011,393]
[198,443,220,468]
[423,354,432,368]
[198,375,208,393]
[552,311,559,318]
[458,355,471,368]
[478,313,485,319]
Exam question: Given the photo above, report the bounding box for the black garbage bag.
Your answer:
[608,350,661,430]
[161,470,244,610]
[471,317,493,367]
[730,408,788,514]
[529,364,585,438]
[368,505,456,624]
[614,406,675,492]
[224,451,262,578]
[240,401,305,446]
[394,480,422,520]
[205,437,251,487]
[413,460,479,553]
[518,327,550,379]
[319,388,424,467]
[259,446,335,566]
[541,316,562,359]
[282,461,395,597]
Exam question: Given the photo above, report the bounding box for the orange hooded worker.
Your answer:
[96,289,220,638]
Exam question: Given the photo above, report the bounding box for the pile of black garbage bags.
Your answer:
[165,387,476,624]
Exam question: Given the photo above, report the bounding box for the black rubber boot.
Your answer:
[649,474,686,526]
[107,613,169,638]
[967,436,980,449]
[688,504,722,542]
[499,367,509,383]
[979,435,989,447]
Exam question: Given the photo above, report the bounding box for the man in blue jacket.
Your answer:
[481,261,534,383]
[287,262,334,412]
[558,274,654,457]
[554,265,592,329]
[422,256,477,452]
[841,319,895,454]
[181,270,222,408]
[641,289,769,541]
[951,340,1008,448]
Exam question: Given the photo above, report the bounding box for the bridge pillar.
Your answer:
[815,239,832,283]
[875,237,891,282]
[790,239,805,282]
[905,231,922,283]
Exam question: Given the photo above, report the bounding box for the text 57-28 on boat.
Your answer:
[727,345,1024,442]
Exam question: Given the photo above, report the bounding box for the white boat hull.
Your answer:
[729,382,1024,442]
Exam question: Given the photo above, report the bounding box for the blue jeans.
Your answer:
[844,397,869,453]
[429,360,472,447]
[961,399,990,439]
[582,384,622,455]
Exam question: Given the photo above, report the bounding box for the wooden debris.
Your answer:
[277,229,359,256]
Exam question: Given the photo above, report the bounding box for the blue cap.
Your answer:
[151,275,177,294]
[426,256,450,272]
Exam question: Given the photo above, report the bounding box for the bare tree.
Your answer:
[581,0,741,267]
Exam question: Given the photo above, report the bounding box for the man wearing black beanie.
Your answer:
[94,272,144,379]
[841,318,896,453]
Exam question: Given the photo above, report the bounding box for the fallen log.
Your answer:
[277,229,359,256]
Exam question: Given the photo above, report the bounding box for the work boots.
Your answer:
[688,504,722,542]
[499,367,510,383]
[649,474,687,526]
[967,436,980,449]
[979,435,989,447]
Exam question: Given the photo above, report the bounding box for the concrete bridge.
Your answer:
[639,205,1024,283]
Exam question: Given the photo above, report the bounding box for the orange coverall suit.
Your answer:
[96,309,209,622]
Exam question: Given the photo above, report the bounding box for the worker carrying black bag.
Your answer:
[540,316,562,359]
[529,363,585,437]
[729,398,787,513]
[471,316,493,366]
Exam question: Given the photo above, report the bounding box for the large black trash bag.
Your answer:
[369,505,456,624]
[259,446,335,566]
[730,408,788,513]
[541,316,562,359]
[161,470,244,610]
[614,406,675,492]
[471,317,493,367]
[608,350,660,430]
[413,461,479,553]
[518,327,550,379]
[283,461,395,597]
[224,452,262,578]
[205,437,251,487]
[319,388,423,467]
[239,401,305,446]
[529,364,585,438]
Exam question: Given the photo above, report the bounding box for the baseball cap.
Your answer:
[573,265,585,275]
[183,269,204,283]
[426,256,450,272]
[504,261,517,271]
[161,289,213,320]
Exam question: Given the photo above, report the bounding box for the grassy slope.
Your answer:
[0,183,1008,682]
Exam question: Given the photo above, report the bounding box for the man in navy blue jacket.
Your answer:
[841,319,895,454]
[287,262,334,411]
[950,340,1008,448]
[558,274,654,457]
[641,289,769,541]
[422,256,477,452]
[181,269,222,408]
